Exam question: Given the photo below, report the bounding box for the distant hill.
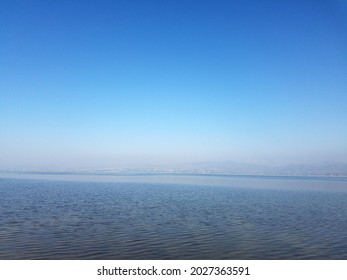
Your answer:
[170,161,347,176]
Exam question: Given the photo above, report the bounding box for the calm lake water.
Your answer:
[0,173,346,259]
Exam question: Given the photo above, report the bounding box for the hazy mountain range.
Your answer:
[174,161,347,176]
[5,161,346,177]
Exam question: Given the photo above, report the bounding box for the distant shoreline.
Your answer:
[1,170,346,179]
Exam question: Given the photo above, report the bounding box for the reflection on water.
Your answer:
[0,174,346,259]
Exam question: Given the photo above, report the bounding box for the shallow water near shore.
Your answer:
[0,174,346,259]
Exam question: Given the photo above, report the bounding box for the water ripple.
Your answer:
[0,177,346,259]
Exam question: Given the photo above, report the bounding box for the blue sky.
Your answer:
[1,0,347,170]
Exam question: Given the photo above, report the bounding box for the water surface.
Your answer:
[0,174,346,259]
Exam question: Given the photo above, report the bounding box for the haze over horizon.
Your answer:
[1,0,347,171]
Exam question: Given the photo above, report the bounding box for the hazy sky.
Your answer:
[1,0,347,170]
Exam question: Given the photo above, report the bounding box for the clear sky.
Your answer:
[1,0,347,170]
